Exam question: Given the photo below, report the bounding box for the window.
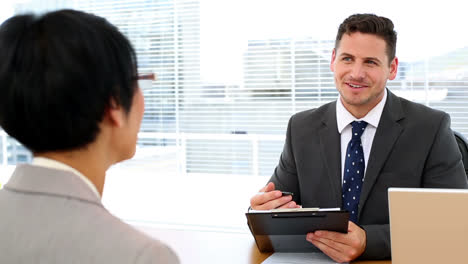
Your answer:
[1,0,467,232]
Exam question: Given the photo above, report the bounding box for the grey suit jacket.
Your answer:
[0,164,179,264]
[269,90,468,259]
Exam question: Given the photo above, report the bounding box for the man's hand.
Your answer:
[306,221,366,263]
[250,182,299,210]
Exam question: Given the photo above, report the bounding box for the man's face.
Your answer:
[330,32,398,117]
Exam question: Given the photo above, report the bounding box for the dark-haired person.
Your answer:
[249,13,468,262]
[0,9,179,263]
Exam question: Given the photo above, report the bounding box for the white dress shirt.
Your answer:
[32,157,101,199]
[336,89,387,183]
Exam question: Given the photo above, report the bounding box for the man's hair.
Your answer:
[335,13,397,63]
[0,9,138,153]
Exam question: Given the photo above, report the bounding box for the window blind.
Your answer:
[0,0,468,232]
[2,0,468,175]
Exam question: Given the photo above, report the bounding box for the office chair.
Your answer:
[453,131,468,178]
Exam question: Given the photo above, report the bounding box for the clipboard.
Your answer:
[246,208,349,252]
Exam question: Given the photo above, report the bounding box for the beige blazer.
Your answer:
[0,164,179,264]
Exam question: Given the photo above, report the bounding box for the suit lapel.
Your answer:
[358,90,405,217]
[318,102,343,206]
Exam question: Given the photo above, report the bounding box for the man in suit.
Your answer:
[250,13,468,262]
[0,10,179,263]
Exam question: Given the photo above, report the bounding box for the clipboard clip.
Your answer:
[272,212,326,218]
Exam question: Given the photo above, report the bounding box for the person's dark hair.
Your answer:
[0,9,138,153]
[335,13,397,64]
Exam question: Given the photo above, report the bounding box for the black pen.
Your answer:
[256,191,294,196]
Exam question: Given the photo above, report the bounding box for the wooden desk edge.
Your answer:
[250,242,390,264]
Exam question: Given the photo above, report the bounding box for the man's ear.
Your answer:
[330,48,336,72]
[106,99,125,128]
[388,56,399,81]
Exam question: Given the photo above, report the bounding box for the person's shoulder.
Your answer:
[135,239,180,263]
[86,209,179,263]
[391,92,448,122]
[290,100,336,122]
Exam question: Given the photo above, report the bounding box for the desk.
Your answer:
[137,225,391,264]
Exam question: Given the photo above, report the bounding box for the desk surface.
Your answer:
[138,225,391,264]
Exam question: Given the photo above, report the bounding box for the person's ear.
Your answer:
[388,56,399,81]
[106,99,125,128]
[330,48,337,72]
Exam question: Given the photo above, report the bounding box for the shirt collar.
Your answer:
[336,89,387,133]
[32,157,101,199]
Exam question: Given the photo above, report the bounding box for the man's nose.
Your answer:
[349,64,366,80]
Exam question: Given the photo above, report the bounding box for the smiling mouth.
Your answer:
[346,82,367,89]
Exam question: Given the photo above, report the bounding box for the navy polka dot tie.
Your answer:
[342,121,368,223]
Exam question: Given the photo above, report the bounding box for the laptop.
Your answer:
[388,187,468,264]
